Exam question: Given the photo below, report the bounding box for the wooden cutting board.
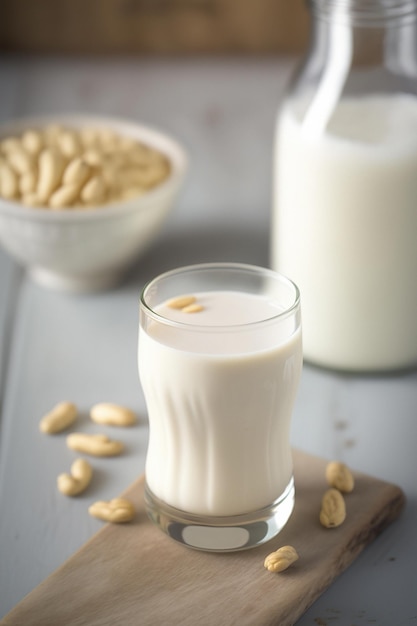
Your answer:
[1,450,405,626]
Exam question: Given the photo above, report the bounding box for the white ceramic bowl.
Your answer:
[0,114,187,292]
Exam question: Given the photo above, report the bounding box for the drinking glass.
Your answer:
[138,262,302,551]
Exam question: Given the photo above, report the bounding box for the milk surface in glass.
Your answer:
[139,289,302,517]
[272,94,417,371]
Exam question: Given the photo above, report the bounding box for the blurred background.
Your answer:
[0,0,308,56]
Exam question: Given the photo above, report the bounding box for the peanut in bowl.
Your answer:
[0,114,187,292]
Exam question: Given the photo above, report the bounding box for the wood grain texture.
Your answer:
[1,449,405,626]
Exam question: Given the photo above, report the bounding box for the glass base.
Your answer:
[144,478,295,552]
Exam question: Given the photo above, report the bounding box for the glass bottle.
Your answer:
[271,0,417,372]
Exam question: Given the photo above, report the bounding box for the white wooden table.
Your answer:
[0,55,416,626]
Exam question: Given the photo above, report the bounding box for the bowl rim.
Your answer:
[0,113,188,222]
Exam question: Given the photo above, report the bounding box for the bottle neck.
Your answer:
[307,0,417,73]
[291,0,417,134]
[309,0,417,26]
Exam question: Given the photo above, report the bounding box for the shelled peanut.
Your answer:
[88,497,135,523]
[39,401,78,434]
[57,458,93,496]
[319,488,346,528]
[325,461,355,493]
[0,124,171,208]
[264,545,299,573]
[319,461,355,529]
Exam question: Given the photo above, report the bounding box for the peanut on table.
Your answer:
[57,458,93,497]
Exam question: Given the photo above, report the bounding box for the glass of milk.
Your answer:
[138,263,302,551]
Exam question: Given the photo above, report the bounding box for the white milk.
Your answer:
[139,290,302,517]
[272,94,417,371]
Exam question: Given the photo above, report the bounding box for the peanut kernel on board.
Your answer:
[325,461,355,493]
[320,488,346,528]
[88,497,135,523]
[264,545,299,573]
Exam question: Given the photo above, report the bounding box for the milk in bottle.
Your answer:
[271,0,417,371]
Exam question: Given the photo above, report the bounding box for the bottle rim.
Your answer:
[308,0,417,25]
